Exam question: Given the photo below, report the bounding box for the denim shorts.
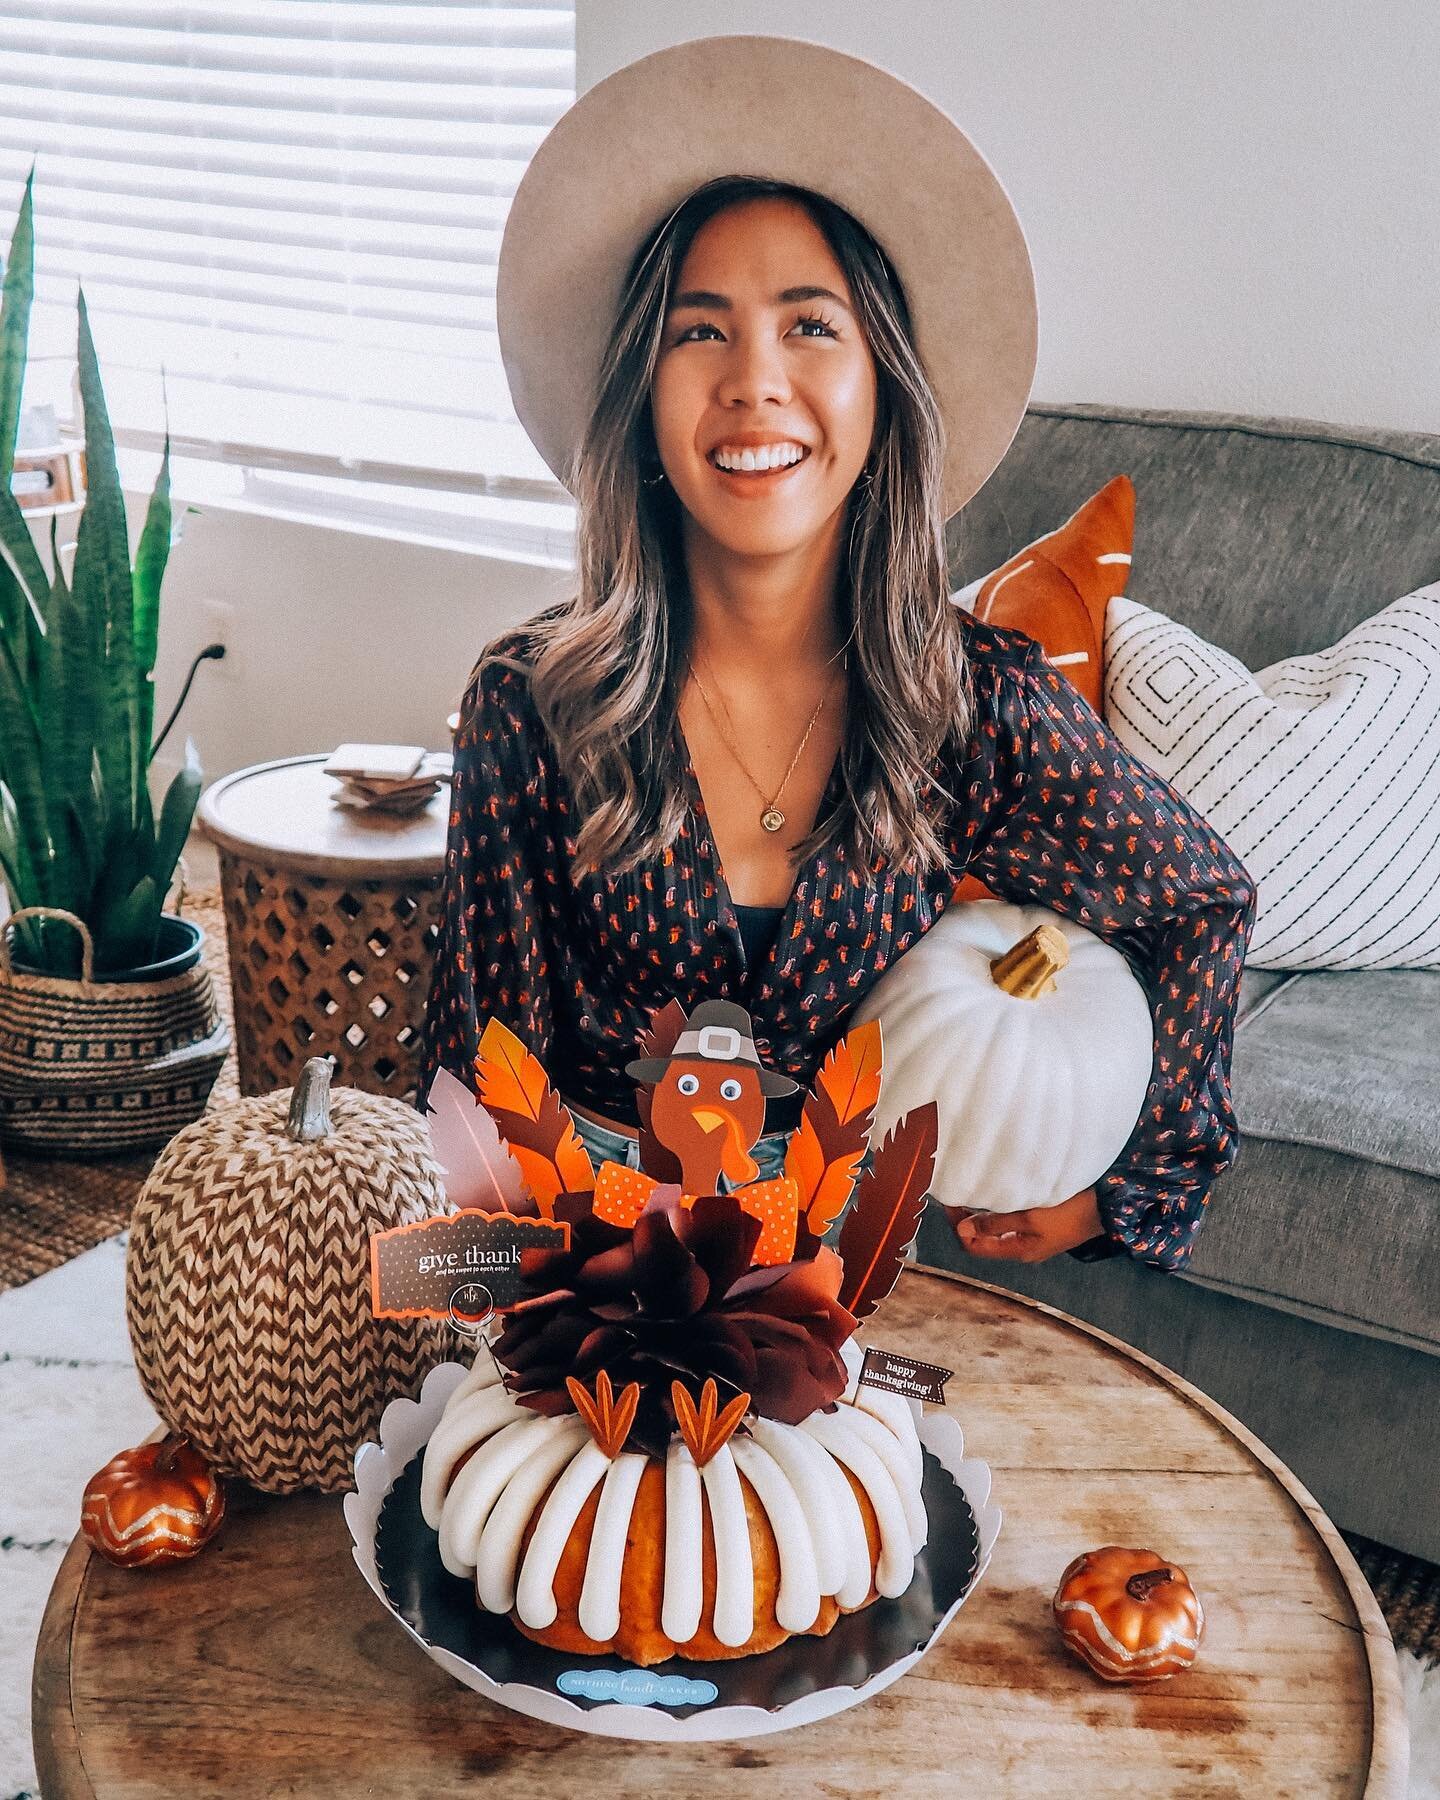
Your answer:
[567,1103,795,1187]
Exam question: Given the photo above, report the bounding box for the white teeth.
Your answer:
[712,442,806,472]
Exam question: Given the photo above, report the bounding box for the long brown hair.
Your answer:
[483,175,975,882]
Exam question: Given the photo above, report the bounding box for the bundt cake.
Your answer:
[411,1002,943,1669]
[420,1339,927,1665]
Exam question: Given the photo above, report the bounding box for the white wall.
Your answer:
[138,499,571,795]
[108,3,1437,799]
[577,1,1439,434]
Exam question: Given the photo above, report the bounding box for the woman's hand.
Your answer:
[951,1187,1106,1263]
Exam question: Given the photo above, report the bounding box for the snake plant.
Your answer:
[0,167,201,978]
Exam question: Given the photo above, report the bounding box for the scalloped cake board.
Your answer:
[343,1359,1002,1743]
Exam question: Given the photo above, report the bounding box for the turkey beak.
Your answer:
[691,1108,727,1134]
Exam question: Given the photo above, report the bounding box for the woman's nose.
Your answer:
[715,333,792,409]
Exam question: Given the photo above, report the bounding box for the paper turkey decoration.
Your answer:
[423,996,937,1303]
[852,899,1153,1214]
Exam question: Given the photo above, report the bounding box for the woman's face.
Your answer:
[649,195,878,563]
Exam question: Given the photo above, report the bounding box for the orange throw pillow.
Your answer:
[950,474,1135,903]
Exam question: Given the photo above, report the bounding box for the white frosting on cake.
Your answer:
[661,1441,704,1643]
[422,1342,929,1650]
[577,1452,648,1641]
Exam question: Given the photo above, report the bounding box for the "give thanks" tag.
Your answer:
[370,1210,569,1319]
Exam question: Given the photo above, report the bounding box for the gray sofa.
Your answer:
[917,401,1440,1562]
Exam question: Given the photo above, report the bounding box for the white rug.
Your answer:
[0,1236,1434,1797]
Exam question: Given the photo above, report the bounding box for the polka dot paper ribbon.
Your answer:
[592,1159,799,1264]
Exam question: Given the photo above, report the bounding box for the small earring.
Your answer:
[643,467,667,487]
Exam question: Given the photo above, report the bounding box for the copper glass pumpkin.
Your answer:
[1053,1545,1204,1682]
[81,1434,225,1569]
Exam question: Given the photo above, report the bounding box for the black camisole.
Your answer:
[732,902,803,1131]
[732,901,785,980]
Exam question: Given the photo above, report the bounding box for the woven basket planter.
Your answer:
[0,905,230,1157]
[125,1055,459,1494]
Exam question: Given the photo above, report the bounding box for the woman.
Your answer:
[417,39,1257,1274]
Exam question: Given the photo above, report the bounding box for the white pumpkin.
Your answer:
[851,899,1153,1214]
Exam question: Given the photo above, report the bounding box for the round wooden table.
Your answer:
[32,1269,1407,1798]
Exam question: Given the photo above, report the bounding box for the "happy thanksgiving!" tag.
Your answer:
[370,1210,569,1319]
[858,1345,954,1405]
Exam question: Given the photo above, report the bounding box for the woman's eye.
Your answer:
[719,1077,742,1101]
[677,1072,700,1094]
[673,313,838,344]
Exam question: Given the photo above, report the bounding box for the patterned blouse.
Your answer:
[417,607,1258,1273]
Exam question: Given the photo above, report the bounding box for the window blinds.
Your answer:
[0,1,574,499]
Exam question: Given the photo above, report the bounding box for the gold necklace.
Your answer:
[688,642,848,834]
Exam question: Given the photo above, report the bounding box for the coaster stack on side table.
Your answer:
[196,754,449,1102]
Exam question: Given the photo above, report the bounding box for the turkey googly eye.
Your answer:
[677,1072,700,1095]
[719,1077,743,1101]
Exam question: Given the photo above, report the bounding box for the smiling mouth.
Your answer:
[707,445,811,480]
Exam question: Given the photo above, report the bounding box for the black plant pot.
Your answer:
[9,912,206,983]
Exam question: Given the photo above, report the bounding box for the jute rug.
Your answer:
[0,887,238,1295]
[0,886,1436,1666]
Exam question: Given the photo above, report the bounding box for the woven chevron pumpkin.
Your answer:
[125,1055,457,1493]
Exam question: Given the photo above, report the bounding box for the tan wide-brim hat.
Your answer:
[496,34,1038,521]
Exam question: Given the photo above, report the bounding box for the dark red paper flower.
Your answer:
[492,1190,856,1456]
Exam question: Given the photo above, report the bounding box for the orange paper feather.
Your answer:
[473,1017,594,1217]
[786,1020,883,1236]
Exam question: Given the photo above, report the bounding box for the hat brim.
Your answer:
[625,1054,802,1098]
[496,34,1038,522]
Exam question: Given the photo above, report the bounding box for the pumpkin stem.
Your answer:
[990,923,1070,998]
[286,1055,335,1143]
[154,1430,189,1474]
[1125,1566,1174,1602]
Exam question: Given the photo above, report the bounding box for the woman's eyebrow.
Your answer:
[668,283,853,312]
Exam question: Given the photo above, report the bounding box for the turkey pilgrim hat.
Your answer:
[624,998,800,1098]
[494,33,1039,520]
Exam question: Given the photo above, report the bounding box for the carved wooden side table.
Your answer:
[196,754,450,1102]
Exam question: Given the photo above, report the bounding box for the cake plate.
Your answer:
[344,1360,1002,1743]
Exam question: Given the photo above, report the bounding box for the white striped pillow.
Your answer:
[1102,584,1440,971]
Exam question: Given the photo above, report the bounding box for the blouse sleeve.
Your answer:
[964,638,1259,1271]
[415,651,556,1114]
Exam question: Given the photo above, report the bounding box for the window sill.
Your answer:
[113,445,579,571]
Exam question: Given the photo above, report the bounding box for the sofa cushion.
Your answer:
[947,403,1440,672]
[1103,586,1440,972]
[1181,967,1440,1354]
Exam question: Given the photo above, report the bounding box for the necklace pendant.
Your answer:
[760,806,785,833]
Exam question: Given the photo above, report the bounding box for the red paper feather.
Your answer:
[634,999,687,1182]
[835,1103,939,1320]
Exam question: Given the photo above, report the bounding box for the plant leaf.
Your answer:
[0,777,44,963]
[71,287,139,836]
[133,425,170,763]
[151,735,201,895]
[835,1103,939,1321]
[93,872,159,974]
[0,168,50,638]
[0,570,49,906]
